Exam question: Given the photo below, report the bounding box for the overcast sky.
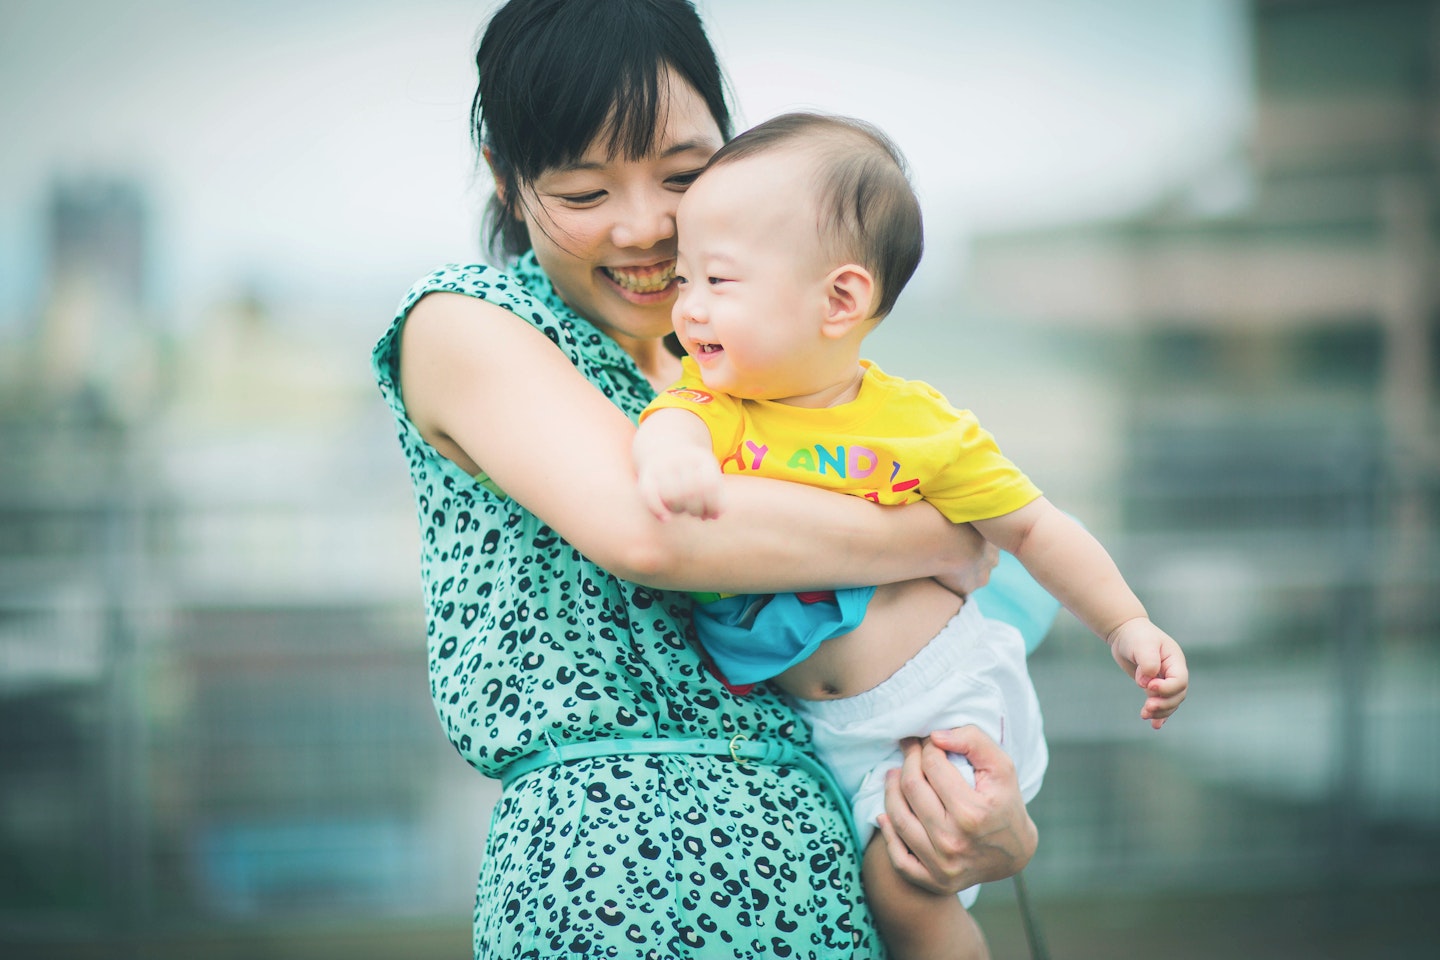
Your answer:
[0,0,1249,325]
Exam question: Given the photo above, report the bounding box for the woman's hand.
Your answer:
[931,525,999,598]
[875,725,1037,894]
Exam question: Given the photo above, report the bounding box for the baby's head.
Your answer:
[699,113,923,320]
[672,113,923,401]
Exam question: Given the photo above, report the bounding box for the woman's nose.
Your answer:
[611,190,676,250]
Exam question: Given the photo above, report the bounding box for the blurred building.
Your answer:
[967,0,1440,896]
[0,175,490,955]
[33,178,157,418]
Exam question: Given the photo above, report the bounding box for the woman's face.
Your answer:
[512,69,723,351]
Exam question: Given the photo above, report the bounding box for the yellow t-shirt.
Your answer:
[641,358,1041,523]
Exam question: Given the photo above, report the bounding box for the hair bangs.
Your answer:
[597,58,670,164]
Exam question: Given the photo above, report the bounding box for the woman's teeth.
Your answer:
[603,262,675,293]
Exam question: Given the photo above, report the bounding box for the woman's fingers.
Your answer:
[875,812,939,892]
[923,725,1038,885]
[882,742,937,866]
[880,767,951,894]
[878,726,1038,892]
[896,736,950,825]
[929,724,1010,790]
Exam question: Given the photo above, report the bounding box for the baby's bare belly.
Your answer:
[775,578,963,701]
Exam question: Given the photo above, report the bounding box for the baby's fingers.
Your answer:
[690,485,725,521]
[1147,673,1188,698]
[1131,642,1170,690]
[1140,677,1187,728]
[664,489,711,520]
[637,479,675,522]
[1142,704,1177,729]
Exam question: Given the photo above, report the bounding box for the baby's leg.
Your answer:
[799,605,1043,958]
[862,834,990,960]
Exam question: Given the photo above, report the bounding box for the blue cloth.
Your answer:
[695,554,1062,686]
[968,551,1062,655]
[695,587,877,686]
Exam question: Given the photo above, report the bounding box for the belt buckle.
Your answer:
[728,733,751,770]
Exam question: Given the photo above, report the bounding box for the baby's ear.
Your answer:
[821,264,877,338]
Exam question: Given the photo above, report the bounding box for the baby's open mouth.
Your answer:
[696,343,723,355]
[601,261,675,294]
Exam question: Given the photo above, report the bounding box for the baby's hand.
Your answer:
[1106,617,1188,729]
[637,448,726,522]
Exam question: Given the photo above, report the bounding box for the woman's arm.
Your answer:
[399,293,981,593]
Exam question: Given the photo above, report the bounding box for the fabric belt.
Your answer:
[499,735,860,847]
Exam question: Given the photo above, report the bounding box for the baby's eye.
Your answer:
[674,274,689,286]
[707,276,729,285]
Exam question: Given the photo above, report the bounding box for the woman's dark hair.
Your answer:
[472,0,732,262]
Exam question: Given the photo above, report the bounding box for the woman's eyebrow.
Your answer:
[552,159,606,174]
[661,138,717,158]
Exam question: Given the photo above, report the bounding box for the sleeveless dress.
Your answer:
[373,255,881,959]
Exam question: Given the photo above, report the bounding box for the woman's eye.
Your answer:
[667,170,704,189]
[558,191,605,205]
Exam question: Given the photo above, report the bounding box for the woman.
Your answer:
[374,1,1040,955]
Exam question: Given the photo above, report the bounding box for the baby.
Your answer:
[633,113,1189,960]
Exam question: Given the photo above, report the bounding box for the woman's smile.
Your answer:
[598,260,678,302]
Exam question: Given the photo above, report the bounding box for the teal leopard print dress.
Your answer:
[373,255,881,959]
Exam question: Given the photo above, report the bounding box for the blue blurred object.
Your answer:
[696,586,877,685]
[197,818,427,916]
[969,550,1062,655]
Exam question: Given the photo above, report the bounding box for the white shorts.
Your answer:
[794,599,1048,907]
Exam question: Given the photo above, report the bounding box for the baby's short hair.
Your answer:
[706,112,923,319]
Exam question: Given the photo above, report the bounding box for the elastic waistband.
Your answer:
[796,600,993,727]
[499,736,860,847]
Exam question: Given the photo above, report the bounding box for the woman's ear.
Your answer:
[821,264,877,339]
[483,147,519,219]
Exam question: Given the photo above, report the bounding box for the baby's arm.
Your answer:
[973,498,1189,728]
[633,407,726,521]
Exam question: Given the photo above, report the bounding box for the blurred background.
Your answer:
[1,0,1435,957]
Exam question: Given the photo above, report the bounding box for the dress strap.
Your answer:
[499,736,860,847]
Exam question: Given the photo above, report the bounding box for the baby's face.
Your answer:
[672,152,841,403]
